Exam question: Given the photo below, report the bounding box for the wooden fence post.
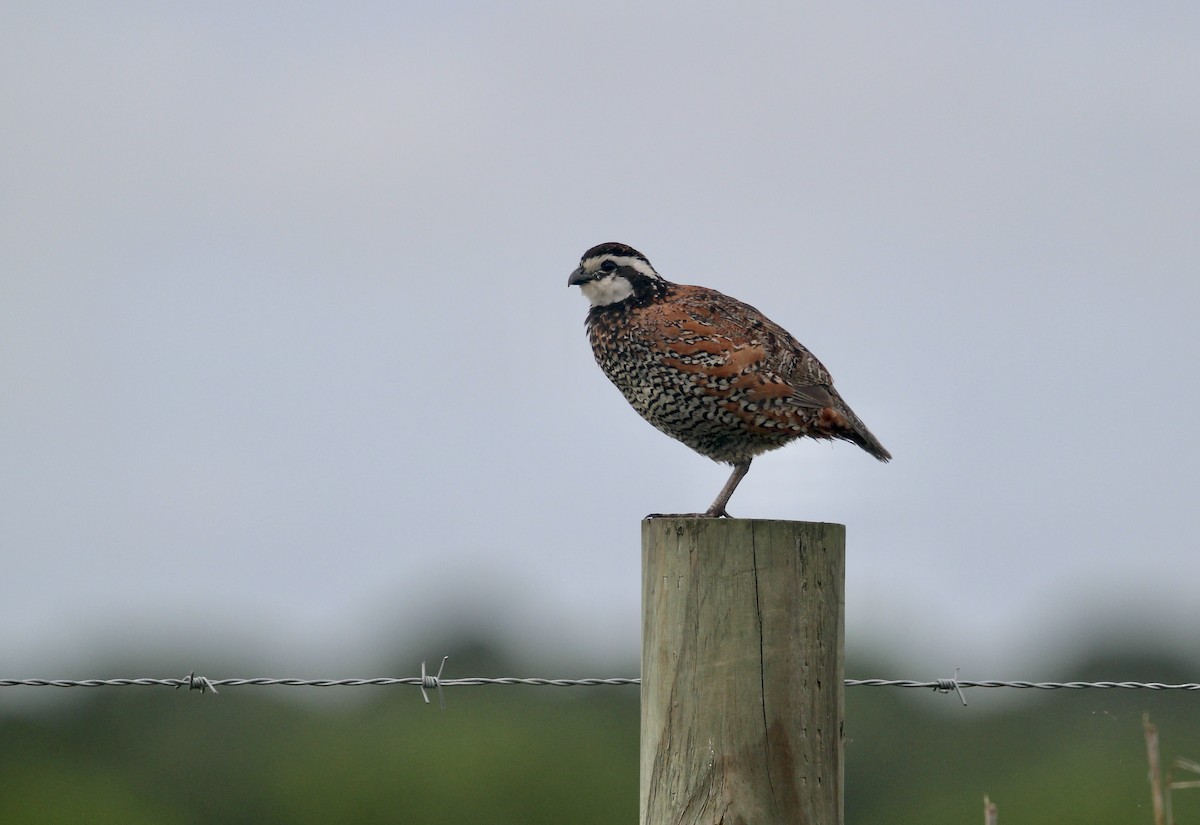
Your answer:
[641,518,846,825]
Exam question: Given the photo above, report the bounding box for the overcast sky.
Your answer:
[3,2,1198,683]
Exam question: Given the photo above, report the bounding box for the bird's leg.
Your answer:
[705,460,752,518]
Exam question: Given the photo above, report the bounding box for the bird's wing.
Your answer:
[643,285,836,409]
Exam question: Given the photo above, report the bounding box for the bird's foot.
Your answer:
[645,510,732,519]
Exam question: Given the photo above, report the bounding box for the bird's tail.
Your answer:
[838,406,892,462]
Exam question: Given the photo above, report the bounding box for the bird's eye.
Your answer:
[600,260,617,272]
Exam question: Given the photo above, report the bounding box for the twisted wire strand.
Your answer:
[846,679,1200,691]
[3,675,1199,692]
[0,675,643,690]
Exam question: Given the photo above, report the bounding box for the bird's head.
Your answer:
[568,242,664,307]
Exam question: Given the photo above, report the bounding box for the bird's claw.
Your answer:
[645,510,732,519]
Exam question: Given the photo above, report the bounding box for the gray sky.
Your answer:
[3,2,1198,680]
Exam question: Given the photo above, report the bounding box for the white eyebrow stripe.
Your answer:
[595,255,659,279]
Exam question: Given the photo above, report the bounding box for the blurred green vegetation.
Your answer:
[2,638,1198,824]
[845,646,1200,825]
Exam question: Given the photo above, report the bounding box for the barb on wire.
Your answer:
[177,670,218,695]
[420,657,448,709]
[933,668,967,706]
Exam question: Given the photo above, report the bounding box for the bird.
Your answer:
[568,241,890,517]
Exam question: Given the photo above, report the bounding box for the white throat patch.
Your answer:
[579,274,635,306]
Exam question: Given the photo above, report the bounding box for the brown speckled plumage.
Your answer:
[569,242,889,517]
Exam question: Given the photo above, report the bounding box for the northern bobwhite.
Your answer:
[568,242,890,517]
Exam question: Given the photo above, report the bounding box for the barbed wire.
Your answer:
[845,674,1200,706]
[2,660,1198,708]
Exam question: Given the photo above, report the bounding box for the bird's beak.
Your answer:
[568,266,592,287]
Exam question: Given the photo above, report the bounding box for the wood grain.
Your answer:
[641,518,845,825]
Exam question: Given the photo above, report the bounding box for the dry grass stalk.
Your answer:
[983,794,997,825]
[1145,712,1166,825]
